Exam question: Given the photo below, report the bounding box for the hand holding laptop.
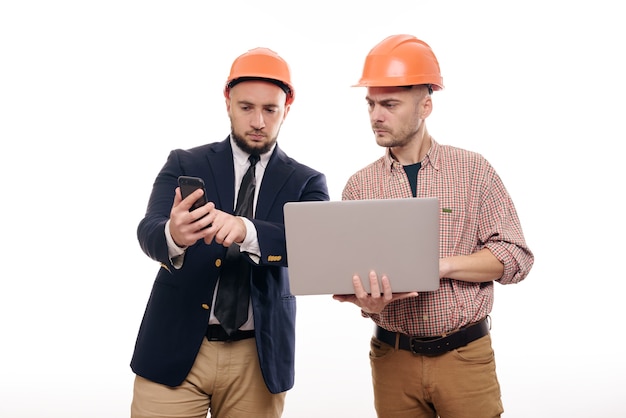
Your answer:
[333,270,419,314]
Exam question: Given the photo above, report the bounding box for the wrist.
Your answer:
[173,239,188,249]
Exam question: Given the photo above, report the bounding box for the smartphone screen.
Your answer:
[178,176,208,211]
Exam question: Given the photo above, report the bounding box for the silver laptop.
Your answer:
[283,198,440,295]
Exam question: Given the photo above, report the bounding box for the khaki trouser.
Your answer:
[131,337,285,418]
[370,333,503,418]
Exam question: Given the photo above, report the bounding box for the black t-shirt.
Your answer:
[403,162,421,197]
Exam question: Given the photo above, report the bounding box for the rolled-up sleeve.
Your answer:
[480,165,534,284]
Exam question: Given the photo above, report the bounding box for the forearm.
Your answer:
[439,248,504,283]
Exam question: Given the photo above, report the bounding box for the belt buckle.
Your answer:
[409,335,447,356]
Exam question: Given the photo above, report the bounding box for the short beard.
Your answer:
[231,130,276,155]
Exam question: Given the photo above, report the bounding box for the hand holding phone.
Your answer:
[178,176,208,211]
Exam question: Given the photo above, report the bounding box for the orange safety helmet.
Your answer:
[224,47,295,104]
[354,34,444,91]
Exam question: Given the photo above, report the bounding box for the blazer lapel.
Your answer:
[256,146,294,220]
[206,138,236,213]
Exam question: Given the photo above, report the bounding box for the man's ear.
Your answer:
[421,94,433,119]
[224,86,232,111]
[283,103,291,120]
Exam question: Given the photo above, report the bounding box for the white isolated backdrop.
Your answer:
[1,1,624,417]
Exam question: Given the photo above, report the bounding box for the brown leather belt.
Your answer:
[206,325,255,342]
[374,318,490,356]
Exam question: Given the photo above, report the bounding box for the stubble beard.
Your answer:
[374,129,415,149]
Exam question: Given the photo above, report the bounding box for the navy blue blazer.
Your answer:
[130,138,329,394]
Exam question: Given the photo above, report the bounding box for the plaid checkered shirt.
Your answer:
[342,138,534,336]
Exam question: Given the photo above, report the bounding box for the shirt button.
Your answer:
[422,315,429,321]
[201,304,210,310]
[215,259,222,267]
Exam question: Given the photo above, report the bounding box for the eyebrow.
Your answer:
[365,96,401,105]
[236,100,280,109]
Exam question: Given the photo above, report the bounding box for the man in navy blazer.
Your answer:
[130,48,329,418]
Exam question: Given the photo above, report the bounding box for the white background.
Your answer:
[1,1,624,417]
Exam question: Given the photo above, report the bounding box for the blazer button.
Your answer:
[215,259,222,267]
[201,303,210,310]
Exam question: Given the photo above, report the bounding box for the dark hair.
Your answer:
[400,84,433,95]
[227,77,291,96]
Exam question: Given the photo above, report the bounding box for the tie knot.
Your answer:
[248,154,260,166]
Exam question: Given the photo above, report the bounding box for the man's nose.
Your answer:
[251,110,265,129]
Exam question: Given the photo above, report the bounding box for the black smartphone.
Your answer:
[178,176,208,211]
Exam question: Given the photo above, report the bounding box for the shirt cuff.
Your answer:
[165,219,186,269]
[239,217,260,264]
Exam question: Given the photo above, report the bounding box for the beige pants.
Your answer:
[131,337,286,418]
[370,333,503,418]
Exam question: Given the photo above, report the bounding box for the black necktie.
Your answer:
[214,154,260,335]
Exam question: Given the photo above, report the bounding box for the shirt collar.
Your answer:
[425,138,440,171]
[230,136,275,168]
[382,137,441,172]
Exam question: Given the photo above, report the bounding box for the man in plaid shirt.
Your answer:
[333,35,534,418]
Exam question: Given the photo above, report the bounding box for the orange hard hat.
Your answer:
[354,34,444,91]
[224,47,295,104]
